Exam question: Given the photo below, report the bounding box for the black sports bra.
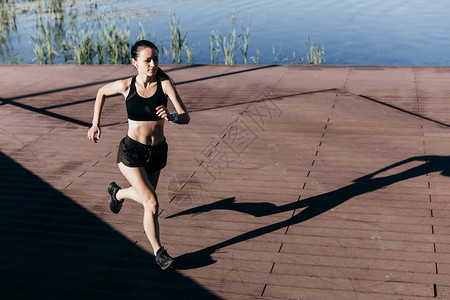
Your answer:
[126,76,168,121]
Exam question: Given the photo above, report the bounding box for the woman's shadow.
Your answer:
[169,155,450,269]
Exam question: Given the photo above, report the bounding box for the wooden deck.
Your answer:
[2,64,450,299]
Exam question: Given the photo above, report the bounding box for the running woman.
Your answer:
[87,40,190,269]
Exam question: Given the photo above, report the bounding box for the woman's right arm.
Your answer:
[88,79,128,143]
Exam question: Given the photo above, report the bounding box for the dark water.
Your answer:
[3,0,450,65]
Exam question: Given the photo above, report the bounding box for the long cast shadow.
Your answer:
[3,66,450,130]
[1,65,199,103]
[0,151,220,299]
[0,65,276,128]
[175,65,278,85]
[359,94,450,128]
[0,97,92,127]
[171,155,450,269]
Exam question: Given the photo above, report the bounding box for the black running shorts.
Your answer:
[117,136,168,172]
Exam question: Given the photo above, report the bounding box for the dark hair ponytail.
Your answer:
[155,68,174,84]
[131,40,174,83]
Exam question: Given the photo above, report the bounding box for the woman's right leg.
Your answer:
[115,163,162,255]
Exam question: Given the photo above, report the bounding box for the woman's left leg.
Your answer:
[115,166,173,269]
[115,169,163,247]
[115,164,162,254]
[147,170,161,241]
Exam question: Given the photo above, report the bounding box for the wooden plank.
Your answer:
[2,65,450,299]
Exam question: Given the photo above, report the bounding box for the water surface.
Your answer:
[2,0,450,65]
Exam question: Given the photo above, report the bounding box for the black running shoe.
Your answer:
[155,247,174,270]
[108,182,123,214]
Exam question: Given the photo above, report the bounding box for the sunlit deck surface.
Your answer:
[2,64,450,299]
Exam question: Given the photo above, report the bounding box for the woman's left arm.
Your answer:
[157,79,190,124]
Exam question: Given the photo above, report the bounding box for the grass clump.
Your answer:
[61,16,130,64]
[210,30,220,64]
[212,13,252,65]
[0,0,17,62]
[240,25,250,65]
[69,27,95,64]
[218,28,237,65]
[250,48,260,65]
[45,0,65,19]
[306,35,325,65]
[169,12,193,64]
[31,10,58,64]
[103,19,130,64]
[169,13,186,64]
[0,0,17,41]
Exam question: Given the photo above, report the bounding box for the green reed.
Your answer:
[0,0,17,41]
[93,13,104,64]
[306,35,325,65]
[31,10,58,64]
[240,26,250,65]
[61,39,72,63]
[137,22,146,41]
[0,0,17,62]
[169,13,188,64]
[45,0,64,19]
[185,43,193,64]
[210,30,220,64]
[218,14,238,65]
[219,33,237,65]
[103,19,130,64]
[69,27,95,64]
[250,48,260,65]
[95,32,104,64]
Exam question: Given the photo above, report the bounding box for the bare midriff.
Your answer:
[127,119,165,145]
